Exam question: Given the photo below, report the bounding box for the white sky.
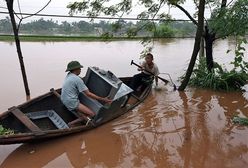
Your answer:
[0,0,211,23]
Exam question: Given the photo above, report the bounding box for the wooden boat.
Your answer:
[0,67,152,144]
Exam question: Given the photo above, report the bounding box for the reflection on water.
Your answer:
[112,88,248,168]
[1,87,247,168]
[0,124,122,168]
[0,39,248,167]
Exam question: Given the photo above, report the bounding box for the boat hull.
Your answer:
[0,77,151,144]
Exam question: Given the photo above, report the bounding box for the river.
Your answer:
[0,38,247,168]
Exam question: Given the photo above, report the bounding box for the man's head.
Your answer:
[66,61,83,75]
[145,53,154,65]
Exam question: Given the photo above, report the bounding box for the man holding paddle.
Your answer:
[129,53,160,92]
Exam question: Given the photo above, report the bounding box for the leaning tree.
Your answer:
[4,0,51,100]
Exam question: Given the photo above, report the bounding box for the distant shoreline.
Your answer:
[0,34,140,42]
[0,34,194,42]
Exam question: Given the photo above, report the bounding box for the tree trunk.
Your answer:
[6,0,30,100]
[204,26,215,71]
[204,0,226,71]
[178,0,206,91]
[199,37,205,58]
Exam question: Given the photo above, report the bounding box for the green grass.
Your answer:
[0,34,144,42]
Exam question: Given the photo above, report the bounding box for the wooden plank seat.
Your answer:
[10,108,42,134]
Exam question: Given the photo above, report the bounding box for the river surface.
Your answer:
[0,39,247,168]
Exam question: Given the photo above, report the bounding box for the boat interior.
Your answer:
[0,67,133,134]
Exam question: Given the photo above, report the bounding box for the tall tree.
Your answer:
[173,0,248,72]
[178,0,205,90]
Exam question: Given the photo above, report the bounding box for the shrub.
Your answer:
[189,58,248,91]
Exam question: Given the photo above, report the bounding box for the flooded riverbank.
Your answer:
[0,39,247,167]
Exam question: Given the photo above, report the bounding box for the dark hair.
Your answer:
[146,53,153,59]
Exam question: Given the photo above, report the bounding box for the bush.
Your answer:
[189,57,248,91]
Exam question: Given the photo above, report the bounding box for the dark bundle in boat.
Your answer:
[0,67,152,144]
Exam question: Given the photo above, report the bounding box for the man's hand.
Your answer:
[101,97,112,104]
[138,65,145,71]
[85,90,112,104]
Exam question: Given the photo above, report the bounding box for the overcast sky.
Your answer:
[0,0,211,23]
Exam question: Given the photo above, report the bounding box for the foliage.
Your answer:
[171,21,196,37]
[185,0,248,91]
[66,0,196,56]
[66,0,181,53]
[0,125,14,135]
[66,0,247,91]
[0,34,145,42]
[127,27,138,37]
[67,0,133,17]
[209,0,248,38]
[231,37,248,73]
[21,18,58,33]
[100,32,114,39]
[233,116,248,126]
[189,50,248,91]
[153,23,175,37]
[0,17,12,33]
[0,17,194,38]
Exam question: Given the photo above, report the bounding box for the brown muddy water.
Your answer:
[0,39,247,168]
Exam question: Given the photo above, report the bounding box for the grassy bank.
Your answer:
[0,34,143,42]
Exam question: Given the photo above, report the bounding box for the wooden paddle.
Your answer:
[131,60,169,84]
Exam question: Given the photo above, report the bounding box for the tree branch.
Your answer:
[226,0,235,7]
[16,0,52,32]
[22,0,51,20]
[172,3,198,26]
[1,4,21,20]
[178,0,205,90]
[221,0,227,8]
[17,0,23,18]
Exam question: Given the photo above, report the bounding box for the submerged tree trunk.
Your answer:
[178,0,206,91]
[204,26,215,71]
[6,0,30,100]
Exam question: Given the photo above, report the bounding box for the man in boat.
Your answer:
[61,61,112,126]
[129,53,159,92]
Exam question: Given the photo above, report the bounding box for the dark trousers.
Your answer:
[129,72,152,91]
